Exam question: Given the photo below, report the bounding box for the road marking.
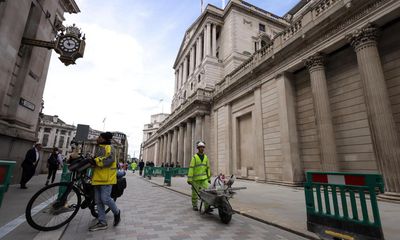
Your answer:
[0,197,54,239]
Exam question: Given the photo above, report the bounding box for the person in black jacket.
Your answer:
[138,160,144,176]
[20,143,42,189]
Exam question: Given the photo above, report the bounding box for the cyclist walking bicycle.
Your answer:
[88,132,121,231]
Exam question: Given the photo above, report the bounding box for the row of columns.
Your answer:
[304,24,400,193]
[174,23,218,92]
[155,113,210,168]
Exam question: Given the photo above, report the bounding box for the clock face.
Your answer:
[58,36,80,53]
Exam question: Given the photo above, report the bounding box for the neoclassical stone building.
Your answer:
[141,0,400,197]
[0,0,80,183]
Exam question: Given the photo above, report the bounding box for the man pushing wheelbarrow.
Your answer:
[187,141,246,224]
[187,141,212,212]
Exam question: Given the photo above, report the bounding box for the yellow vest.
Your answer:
[92,144,117,185]
[187,154,210,182]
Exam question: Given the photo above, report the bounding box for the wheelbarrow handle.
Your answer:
[189,183,201,197]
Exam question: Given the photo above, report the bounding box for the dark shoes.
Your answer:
[113,210,121,226]
[192,206,199,211]
[88,222,108,231]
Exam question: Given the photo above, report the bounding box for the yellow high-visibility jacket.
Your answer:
[131,162,137,170]
[187,154,210,182]
[92,144,117,185]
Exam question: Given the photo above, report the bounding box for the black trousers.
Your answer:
[20,166,35,187]
[47,166,58,183]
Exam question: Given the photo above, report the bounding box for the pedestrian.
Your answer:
[138,159,144,176]
[130,161,137,173]
[20,143,42,189]
[187,141,211,212]
[88,132,121,231]
[170,162,175,168]
[161,162,164,167]
[45,147,63,185]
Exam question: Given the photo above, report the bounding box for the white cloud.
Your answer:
[44,21,170,157]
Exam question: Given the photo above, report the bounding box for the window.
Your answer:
[58,136,65,148]
[259,23,265,32]
[198,75,201,82]
[44,128,51,133]
[61,130,66,135]
[254,42,258,51]
[42,134,49,146]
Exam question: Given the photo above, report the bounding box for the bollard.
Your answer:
[0,160,16,207]
[58,164,72,200]
[164,168,172,186]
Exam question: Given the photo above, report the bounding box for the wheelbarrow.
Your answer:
[191,175,246,224]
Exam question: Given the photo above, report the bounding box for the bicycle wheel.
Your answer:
[89,197,117,218]
[26,182,81,231]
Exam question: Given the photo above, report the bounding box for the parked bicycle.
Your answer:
[25,156,119,231]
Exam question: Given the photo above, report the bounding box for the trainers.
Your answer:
[113,210,121,226]
[192,206,199,211]
[88,222,108,231]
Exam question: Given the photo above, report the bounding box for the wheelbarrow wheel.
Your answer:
[218,197,232,224]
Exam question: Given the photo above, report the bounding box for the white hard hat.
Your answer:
[197,141,206,147]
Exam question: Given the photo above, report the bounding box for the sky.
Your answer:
[43,0,299,158]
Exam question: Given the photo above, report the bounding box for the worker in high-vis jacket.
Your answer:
[187,141,211,211]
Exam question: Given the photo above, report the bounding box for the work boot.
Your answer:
[192,206,199,211]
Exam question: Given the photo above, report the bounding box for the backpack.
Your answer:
[111,177,127,198]
[48,153,59,166]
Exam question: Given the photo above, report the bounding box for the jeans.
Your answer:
[93,185,119,224]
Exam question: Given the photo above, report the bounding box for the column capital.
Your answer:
[347,23,378,51]
[304,53,325,71]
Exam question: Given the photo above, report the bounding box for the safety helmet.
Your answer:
[197,141,206,148]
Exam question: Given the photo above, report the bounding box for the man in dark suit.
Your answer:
[20,143,42,189]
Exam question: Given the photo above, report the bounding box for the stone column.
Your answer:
[178,124,185,166]
[212,24,217,57]
[348,24,400,193]
[196,38,201,67]
[189,47,195,75]
[179,65,183,89]
[253,87,266,182]
[277,73,302,183]
[203,27,207,60]
[172,127,178,165]
[184,57,189,83]
[305,53,338,171]
[199,36,203,63]
[194,114,203,148]
[166,131,172,164]
[206,22,212,56]
[163,134,167,163]
[184,119,193,167]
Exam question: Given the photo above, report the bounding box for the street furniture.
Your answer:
[164,167,172,186]
[0,160,16,207]
[304,171,384,240]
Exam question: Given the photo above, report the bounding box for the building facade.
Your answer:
[37,114,76,155]
[0,0,80,183]
[142,0,400,198]
[141,113,169,165]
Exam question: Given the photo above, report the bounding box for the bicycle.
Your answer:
[25,157,116,231]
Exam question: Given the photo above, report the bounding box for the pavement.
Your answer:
[0,172,399,240]
[145,175,400,240]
